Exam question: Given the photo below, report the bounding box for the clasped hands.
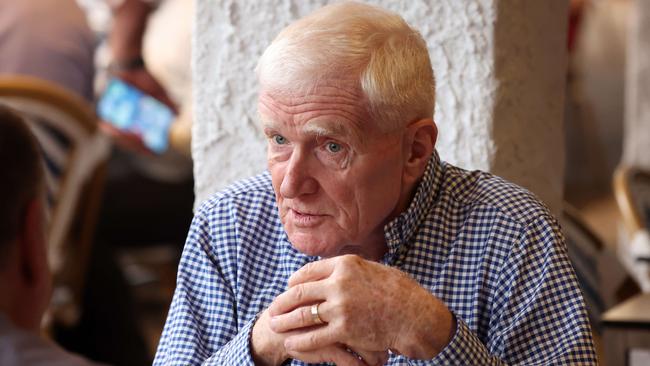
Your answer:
[251,255,455,366]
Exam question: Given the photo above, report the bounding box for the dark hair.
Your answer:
[0,104,44,266]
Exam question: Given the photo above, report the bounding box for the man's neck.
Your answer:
[335,236,388,262]
[0,272,40,332]
[0,280,16,325]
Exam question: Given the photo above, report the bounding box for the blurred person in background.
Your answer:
[0,0,193,364]
[0,0,193,250]
[0,0,95,101]
[564,0,631,203]
[0,105,100,366]
[93,0,195,255]
[59,1,194,364]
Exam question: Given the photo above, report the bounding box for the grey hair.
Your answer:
[256,1,435,132]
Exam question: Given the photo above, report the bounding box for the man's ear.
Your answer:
[19,197,49,291]
[402,118,437,185]
[12,197,51,331]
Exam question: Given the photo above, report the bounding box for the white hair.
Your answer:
[256,1,436,132]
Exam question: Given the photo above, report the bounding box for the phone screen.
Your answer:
[97,78,174,153]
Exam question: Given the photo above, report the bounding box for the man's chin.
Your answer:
[286,233,339,258]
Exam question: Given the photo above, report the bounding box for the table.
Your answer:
[602,293,650,366]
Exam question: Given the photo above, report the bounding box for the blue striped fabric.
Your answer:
[154,151,597,365]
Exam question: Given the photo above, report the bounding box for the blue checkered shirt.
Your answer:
[154,151,597,365]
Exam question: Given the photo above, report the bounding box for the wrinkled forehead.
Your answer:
[257,82,375,143]
[258,75,364,102]
[260,114,359,140]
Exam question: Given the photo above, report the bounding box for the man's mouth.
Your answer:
[288,208,326,227]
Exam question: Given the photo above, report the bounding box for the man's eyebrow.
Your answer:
[261,118,349,135]
[302,121,349,137]
[260,118,280,131]
[305,120,366,147]
[260,117,364,145]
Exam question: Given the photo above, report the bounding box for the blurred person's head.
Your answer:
[0,104,50,331]
[256,2,437,260]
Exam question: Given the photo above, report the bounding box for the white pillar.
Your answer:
[193,0,569,214]
[624,0,650,170]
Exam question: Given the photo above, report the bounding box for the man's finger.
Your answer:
[288,258,337,287]
[284,326,338,352]
[288,344,367,366]
[268,280,327,316]
[270,301,332,332]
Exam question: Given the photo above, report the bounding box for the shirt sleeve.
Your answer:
[411,214,597,365]
[410,316,503,365]
[200,316,258,365]
[153,198,257,366]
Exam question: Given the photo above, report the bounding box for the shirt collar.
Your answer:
[382,150,444,264]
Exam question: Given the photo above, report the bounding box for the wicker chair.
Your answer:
[614,166,650,234]
[613,166,650,292]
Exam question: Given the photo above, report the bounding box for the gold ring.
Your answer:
[311,303,324,325]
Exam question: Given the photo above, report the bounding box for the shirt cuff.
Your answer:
[202,316,258,366]
[409,314,502,365]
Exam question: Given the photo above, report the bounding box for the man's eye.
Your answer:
[273,135,287,145]
[326,142,342,153]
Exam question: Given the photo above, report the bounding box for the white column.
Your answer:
[624,0,650,170]
[192,0,569,213]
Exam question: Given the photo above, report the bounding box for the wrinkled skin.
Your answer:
[268,255,455,363]
[251,81,451,365]
[253,307,388,366]
[260,83,407,261]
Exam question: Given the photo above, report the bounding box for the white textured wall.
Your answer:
[624,0,650,170]
[193,0,568,213]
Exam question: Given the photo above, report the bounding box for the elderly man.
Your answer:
[154,2,596,365]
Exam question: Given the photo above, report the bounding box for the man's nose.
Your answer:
[280,149,318,198]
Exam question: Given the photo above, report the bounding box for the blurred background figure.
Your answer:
[90,0,194,262]
[563,3,650,362]
[564,0,645,298]
[69,2,195,364]
[565,0,630,205]
[0,0,194,365]
[0,105,100,366]
[0,0,95,101]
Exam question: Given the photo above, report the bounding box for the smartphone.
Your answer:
[97,78,174,154]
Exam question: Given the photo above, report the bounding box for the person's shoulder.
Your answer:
[0,320,101,366]
[196,171,276,217]
[441,162,553,226]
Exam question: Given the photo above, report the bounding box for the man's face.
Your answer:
[260,81,407,259]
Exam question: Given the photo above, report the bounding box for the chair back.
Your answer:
[613,166,650,292]
[614,166,650,233]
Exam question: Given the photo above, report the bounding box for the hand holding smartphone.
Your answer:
[97,78,175,154]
